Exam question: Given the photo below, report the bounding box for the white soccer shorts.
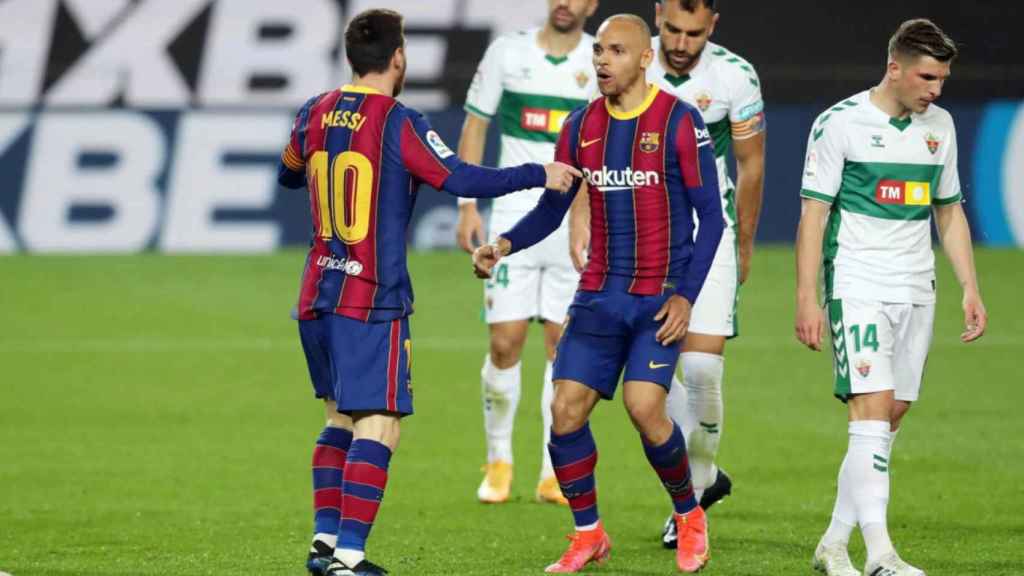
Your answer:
[827,298,935,402]
[483,210,578,325]
[688,228,739,337]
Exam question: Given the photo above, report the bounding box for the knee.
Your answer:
[625,397,671,444]
[490,334,525,368]
[550,396,588,435]
[680,352,724,394]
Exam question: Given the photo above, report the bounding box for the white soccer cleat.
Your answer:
[812,541,860,576]
[862,551,926,576]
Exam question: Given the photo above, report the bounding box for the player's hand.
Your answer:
[472,240,508,279]
[795,297,825,351]
[961,290,987,343]
[456,203,485,254]
[739,241,753,285]
[570,219,590,273]
[654,295,691,346]
[544,162,582,193]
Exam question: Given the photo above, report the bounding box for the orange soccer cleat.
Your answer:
[476,460,512,503]
[535,476,569,505]
[675,506,710,572]
[544,523,612,573]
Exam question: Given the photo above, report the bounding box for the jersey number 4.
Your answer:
[310,150,373,244]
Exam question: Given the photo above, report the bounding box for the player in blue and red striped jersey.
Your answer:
[277,9,580,576]
[473,14,724,574]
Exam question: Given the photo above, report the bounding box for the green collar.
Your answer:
[889,116,912,131]
[545,54,569,66]
[663,73,690,88]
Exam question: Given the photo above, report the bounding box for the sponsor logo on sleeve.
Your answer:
[426,130,455,159]
[694,125,712,147]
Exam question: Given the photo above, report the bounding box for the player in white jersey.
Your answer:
[568,0,766,547]
[455,0,599,506]
[796,20,987,576]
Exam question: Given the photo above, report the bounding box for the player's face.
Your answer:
[593,21,653,97]
[890,55,950,114]
[547,0,598,33]
[656,1,718,74]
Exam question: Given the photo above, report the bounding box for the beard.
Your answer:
[549,7,579,33]
[661,43,704,74]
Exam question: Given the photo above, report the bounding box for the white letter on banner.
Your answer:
[45,0,208,107]
[19,112,163,252]
[198,0,339,106]
[0,0,57,106]
[160,112,288,252]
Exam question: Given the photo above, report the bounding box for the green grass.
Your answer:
[1,247,1022,575]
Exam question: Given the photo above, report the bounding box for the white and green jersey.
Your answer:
[464,28,596,214]
[648,39,765,229]
[801,90,963,305]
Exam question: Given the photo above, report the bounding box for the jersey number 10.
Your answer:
[309,150,373,244]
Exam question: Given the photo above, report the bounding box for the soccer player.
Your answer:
[277,9,580,576]
[795,19,987,576]
[455,0,599,505]
[473,15,724,573]
[571,0,766,546]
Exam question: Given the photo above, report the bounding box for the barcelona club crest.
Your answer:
[695,91,712,112]
[925,133,940,155]
[575,70,589,89]
[640,131,660,153]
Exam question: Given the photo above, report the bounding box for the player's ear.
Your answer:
[640,46,654,70]
[654,2,663,29]
[392,46,406,73]
[586,0,599,18]
[709,12,720,36]
[885,57,902,83]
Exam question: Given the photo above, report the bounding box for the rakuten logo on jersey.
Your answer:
[583,166,661,191]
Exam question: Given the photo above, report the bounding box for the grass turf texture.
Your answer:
[1,247,1022,575]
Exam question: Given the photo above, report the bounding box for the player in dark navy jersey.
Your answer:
[277,9,580,576]
[472,14,723,573]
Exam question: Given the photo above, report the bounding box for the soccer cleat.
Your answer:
[544,522,612,573]
[323,558,389,576]
[307,539,335,575]
[675,506,710,572]
[662,469,733,549]
[698,469,733,511]
[812,541,860,576]
[536,475,569,505]
[477,460,513,503]
[862,551,926,576]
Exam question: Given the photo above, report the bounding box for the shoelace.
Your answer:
[557,532,597,564]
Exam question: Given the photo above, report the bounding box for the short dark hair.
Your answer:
[888,18,958,63]
[345,9,404,77]
[663,0,716,12]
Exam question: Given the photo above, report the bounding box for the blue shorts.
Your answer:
[298,314,413,415]
[553,290,682,399]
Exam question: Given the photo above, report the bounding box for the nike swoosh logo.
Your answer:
[581,137,602,148]
[649,361,670,369]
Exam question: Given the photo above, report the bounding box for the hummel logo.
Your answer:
[581,137,603,148]
[649,361,671,369]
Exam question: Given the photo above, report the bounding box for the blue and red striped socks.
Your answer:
[549,422,600,529]
[312,426,353,543]
[643,422,698,514]
[337,439,392,562]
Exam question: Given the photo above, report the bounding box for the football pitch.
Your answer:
[1,247,1022,575]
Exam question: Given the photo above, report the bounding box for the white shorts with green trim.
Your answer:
[827,298,934,402]
[688,228,739,338]
[483,210,578,325]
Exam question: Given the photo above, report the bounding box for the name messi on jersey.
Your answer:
[321,110,369,131]
[583,166,661,189]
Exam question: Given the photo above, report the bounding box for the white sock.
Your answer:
[335,548,365,568]
[847,420,894,563]
[481,354,520,463]
[540,360,555,479]
[312,532,337,551]
[820,453,856,547]
[679,352,724,493]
